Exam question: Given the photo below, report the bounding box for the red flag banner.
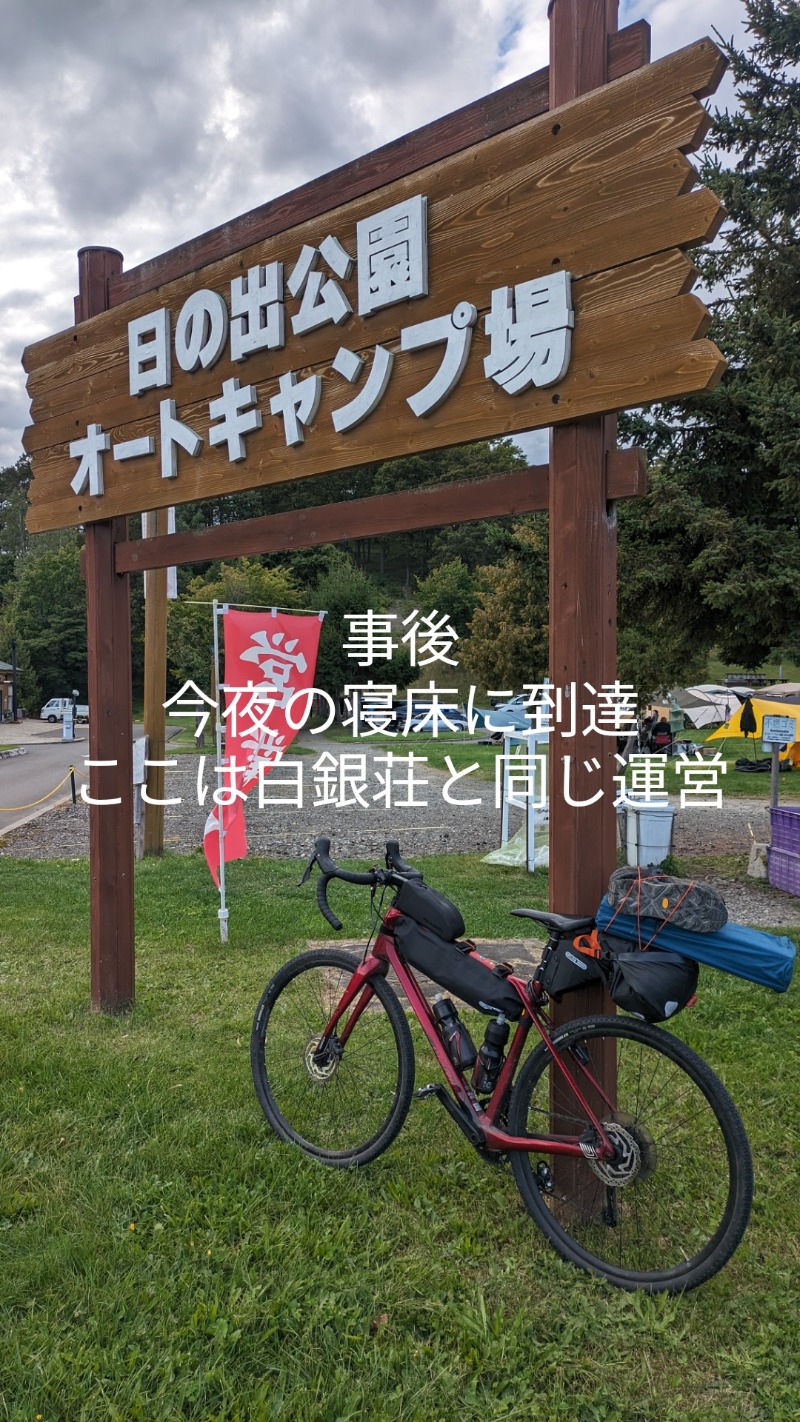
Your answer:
[203,798,247,889]
[223,610,322,781]
[203,610,322,886]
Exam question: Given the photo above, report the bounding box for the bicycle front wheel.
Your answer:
[251,949,415,1167]
[508,1015,753,1292]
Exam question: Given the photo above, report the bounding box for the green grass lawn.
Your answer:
[1,853,798,1420]
[705,655,800,686]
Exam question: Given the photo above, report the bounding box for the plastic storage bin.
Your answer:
[770,807,800,853]
[767,846,800,896]
[624,796,675,868]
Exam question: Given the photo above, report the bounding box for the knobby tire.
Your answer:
[251,948,415,1167]
[508,1014,753,1293]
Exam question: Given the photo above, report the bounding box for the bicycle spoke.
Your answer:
[253,952,413,1163]
[510,1017,752,1290]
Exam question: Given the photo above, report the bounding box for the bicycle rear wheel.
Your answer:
[508,1015,753,1292]
[251,948,415,1167]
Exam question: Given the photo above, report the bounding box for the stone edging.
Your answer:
[0,747,27,760]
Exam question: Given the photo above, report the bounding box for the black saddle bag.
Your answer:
[604,944,699,1023]
[539,929,698,1023]
[392,916,523,1019]
[540,936,606,1000]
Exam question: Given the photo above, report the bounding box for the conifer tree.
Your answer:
[618,0,800,682]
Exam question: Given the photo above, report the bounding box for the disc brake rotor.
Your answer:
[581,1120,642,1187]
[579,1111,660,1187]
[303,1037,341,1082]
[616,1110,658,1184]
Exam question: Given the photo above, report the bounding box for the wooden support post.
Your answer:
[78,246,136,1012]
[547,0,620,1128]
[142,506,169,855]
[548,0,621,926]
[117,450,646,576]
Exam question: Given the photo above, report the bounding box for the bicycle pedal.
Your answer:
[414,1083,440,1099]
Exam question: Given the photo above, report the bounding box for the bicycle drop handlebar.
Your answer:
[301,835,421,930]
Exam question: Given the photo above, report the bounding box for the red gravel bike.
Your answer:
[251,838,752,1293]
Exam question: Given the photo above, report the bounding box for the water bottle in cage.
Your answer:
[431,995,477,1071]
[473,1016,510,1095]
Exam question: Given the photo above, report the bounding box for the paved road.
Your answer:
[0,734,90,836]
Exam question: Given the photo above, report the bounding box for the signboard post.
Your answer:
[132,734,149,860]
[762,714,797,809]
[78,246,135,1012]
[21,9,726,1012]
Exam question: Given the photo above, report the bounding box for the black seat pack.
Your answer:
[604,942,699,1023]
[392,917,523,1019]
[540,936,606,1000]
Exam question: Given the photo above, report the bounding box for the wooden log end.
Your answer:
[607,446,648,500]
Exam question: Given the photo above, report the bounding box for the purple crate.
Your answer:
[767,846,800,896]
[770,807,800,853]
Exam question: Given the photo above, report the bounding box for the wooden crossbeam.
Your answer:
[116,448,646,575]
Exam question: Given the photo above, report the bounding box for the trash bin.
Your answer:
[624,795,675,867]
[668,700,685,737]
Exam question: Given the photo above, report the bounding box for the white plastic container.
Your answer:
[625,796,675,867]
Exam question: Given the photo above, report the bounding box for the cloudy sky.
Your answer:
[0,0,749,471]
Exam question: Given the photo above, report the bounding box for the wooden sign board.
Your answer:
[23,37,726,534]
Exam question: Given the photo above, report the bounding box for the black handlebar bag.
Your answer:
[392,916,523,1019]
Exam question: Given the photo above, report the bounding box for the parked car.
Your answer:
[477,695,532,733]
[40,697,89,723]
[406,706,470,733]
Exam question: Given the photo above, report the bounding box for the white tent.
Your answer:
[679,685,754,730]
[761,682,800,698]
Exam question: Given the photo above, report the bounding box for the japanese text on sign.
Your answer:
[69,195,575,499]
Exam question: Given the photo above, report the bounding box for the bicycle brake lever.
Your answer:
[297,849,317,887]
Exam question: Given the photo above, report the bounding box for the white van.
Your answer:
[40,697,89,723]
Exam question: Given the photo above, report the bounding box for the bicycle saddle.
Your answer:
[511,909,596,934]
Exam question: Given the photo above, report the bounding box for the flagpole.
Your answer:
[212,598,229,944]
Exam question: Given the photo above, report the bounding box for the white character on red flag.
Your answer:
[203,610,322,887]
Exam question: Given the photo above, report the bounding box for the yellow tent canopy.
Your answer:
[706,697,800,765]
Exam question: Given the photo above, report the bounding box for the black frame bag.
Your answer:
[392,917,523,1019]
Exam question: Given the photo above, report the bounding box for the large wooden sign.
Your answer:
[23,36,725,534]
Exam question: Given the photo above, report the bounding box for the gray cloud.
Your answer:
[0,290,43,317]
[0,0,747,469]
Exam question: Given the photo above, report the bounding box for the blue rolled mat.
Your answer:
[595,895,796,994]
